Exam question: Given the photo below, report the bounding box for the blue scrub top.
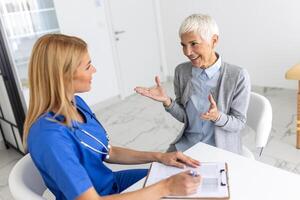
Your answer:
[28,96,116,200]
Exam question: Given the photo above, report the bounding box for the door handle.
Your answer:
[114,30,125,35]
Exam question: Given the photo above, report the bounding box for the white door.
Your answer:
[107,0,163,97]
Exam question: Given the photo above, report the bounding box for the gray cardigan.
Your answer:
[165,61,251,154]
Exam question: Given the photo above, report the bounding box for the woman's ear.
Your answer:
[211,34,219,49]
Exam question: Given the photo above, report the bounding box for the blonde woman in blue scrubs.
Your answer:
[23,34,201,200]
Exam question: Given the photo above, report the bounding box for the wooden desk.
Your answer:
[124,142,300,199]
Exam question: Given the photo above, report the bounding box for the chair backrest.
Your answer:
[9,154,47,200]
[247,92,272,148]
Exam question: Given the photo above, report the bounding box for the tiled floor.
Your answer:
[0,148,22,200]
[1,81,300,199]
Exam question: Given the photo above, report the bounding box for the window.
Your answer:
[0,0,60,87]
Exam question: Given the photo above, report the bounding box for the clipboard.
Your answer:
[143,162,230,200]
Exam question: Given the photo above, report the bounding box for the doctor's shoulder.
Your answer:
[27,112,75,152]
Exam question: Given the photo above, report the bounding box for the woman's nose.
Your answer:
[92,65,97,73]
[184,46,192,56]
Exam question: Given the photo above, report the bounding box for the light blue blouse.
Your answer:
[176,57,221,151]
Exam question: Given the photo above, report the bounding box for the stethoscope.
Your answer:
[72,105,111,160]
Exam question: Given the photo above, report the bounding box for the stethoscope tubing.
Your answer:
[73,104,110,158]
[78,128,110,155]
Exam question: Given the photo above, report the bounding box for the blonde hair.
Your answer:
[23,33,88,148]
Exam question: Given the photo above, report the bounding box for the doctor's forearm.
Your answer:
[105,146,162,164]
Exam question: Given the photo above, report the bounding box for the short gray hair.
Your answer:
[179,14,219,42]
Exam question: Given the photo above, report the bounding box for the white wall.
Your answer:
[159,0,300,89]
[53,0,119,106]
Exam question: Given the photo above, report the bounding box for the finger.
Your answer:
[155,76,161,87]
[189,187,199,195]
[194,158,201,164]
[183,157,200,168]
[171,160,186,169]
[134,87,150,93]
[206,103,215,114]
[190,158,201,167]
[173,162,186,169]
[208,94,216,107]
[134,88,154,99]
[185,160,199,168]
[191,178,201,187]
[184,170,193,175]
[200,113,210,120]
[202,110,215,117]
[190,179,201,193]
[193,176,202,187]
[200,116,208,120]
[176,152,198,167]
[208,108,217,114]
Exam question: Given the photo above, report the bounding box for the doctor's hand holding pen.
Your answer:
[164,170,201,196]
[158,152,202,196]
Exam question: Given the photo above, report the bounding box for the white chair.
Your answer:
[9,154,55,200]
[242,92,272,159]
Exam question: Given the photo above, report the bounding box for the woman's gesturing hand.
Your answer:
[134,76,171,106]
[201,94,220,121]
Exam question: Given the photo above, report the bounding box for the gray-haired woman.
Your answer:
[135,14,251,154]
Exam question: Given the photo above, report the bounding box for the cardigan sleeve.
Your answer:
[165,66,187,123]
[214,68,251,132]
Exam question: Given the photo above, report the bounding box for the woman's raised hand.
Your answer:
[201,94,220,121]
[134,76,171,106]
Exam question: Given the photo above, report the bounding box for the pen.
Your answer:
[189,170,199,177]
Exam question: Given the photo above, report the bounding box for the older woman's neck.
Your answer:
[201,52,218,69]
